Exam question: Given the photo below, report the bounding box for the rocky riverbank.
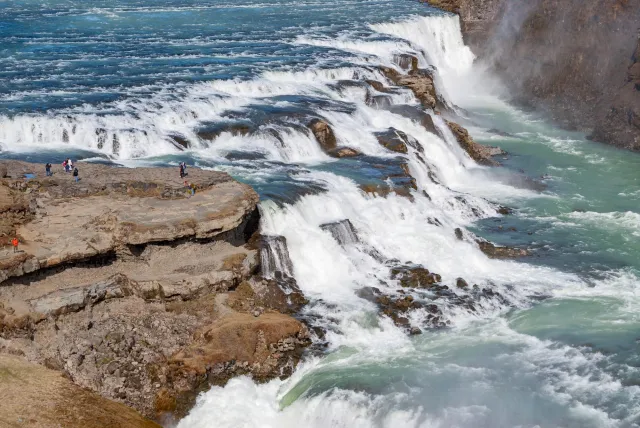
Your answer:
[0,161,310,424]
[423,0,640,151]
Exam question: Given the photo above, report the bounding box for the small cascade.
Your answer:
[260,235,295,280]
[320,219,360,246]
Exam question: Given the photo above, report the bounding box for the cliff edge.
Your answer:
[423,0,640,150]
[0,161,310,424]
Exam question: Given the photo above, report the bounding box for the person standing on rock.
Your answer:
[45,163,52,176]
[62,159,68,172]
[11,237,18,253]
[73,167,79,182]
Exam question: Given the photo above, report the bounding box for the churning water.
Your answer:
[2,1,640,427]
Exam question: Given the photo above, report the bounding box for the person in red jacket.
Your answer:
[11,237,19,253]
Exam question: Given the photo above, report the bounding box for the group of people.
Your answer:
[45,158,79,182]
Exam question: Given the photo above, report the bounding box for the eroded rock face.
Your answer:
[428,0,640,150]
[161,313,310,419]
[0,161,259,284]
[0,161,314,423]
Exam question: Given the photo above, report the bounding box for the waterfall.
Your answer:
[320,219,360,246]
[260,235,294,280]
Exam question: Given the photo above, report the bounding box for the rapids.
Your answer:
[2,1,640,427]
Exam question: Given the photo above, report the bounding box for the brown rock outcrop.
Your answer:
[0,354,160,428]
[162,312,310,419]
[0,161,311,423]
[381,66,438,110]
[446,120,501,165]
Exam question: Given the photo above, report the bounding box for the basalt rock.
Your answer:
[388,105,442,137]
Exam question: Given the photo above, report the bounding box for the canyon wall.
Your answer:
[425,0,640,150]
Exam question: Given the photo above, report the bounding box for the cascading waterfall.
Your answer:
[4,2,640,426]
[177,13,640,428]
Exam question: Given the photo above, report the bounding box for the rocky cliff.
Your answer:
[0,162,310,424]
[423,0,640,150]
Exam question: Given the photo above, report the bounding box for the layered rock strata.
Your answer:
[0,161,310,423]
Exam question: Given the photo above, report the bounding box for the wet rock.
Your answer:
[477,240,530,259]
[355,286,382,303]
[197,123,253,141]
[454,228,464,240]
[365,80,389,92]
[409,327,423,335]
[393,54,419,71]
[391,265,442,289]
[367,94,393,109]
[388,105,441,136]
[376,128,409,154]
[445,120,501,166]
[497,206,513,215]
[456,278,469,289]
[167,134,190,150]
[381,66,438,110]
[329,147,361,158]
[320,219,360,246]
[307,119,337,152]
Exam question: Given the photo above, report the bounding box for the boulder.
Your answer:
[445,120,501,166]
[376,128,410,153]
[308,119,337,152]
[477,240,530,258]
[366,80,388,92]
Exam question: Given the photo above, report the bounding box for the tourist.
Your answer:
[11,237,18,253]
[45,163,52,176]
[68,158,74,170]
[73,167,79,182]
[190,182,196,196]
[179,162,186,178]
[62,159,68,172]
[181,162,187,176]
